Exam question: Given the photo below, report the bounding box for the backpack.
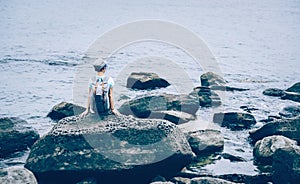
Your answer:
[93,77,110,114]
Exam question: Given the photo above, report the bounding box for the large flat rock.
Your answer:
[25,115,194,184]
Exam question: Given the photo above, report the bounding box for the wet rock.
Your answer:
[175,171,272,184]
[118,94,199,122]
[272,145,300,184]
[127,72,170,90]
[281,91,300,103]
[221,153,246,162]
[25,115,194,184]
[191,87,222,107]
[47,101,86,121]
[200,72,247,92]
[263,83,300,103]
[279,105,300,118]
[0,117,39,158]
[217,174,272,184]
[240,105,259,113]
[187,130,224,155]
[76,177,97,184]
[151,175,167,182]
[286,82,300,93]
[262,88,285,97]
[253,135,297,165]
[0,166,37,184]
[259,115,282,123]
[210,85,249,92]
[200,72,226,87]
[249,116,300,144]
[213,112,256,130]
[191,177,236,184]
[171,177,191,184]
[150,110,196,125]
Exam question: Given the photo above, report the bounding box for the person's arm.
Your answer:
[108,87,119,115]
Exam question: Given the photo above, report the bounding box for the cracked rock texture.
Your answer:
[25,115,194,184]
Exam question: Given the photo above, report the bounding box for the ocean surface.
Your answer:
[1,0,300,177]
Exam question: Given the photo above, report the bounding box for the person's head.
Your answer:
[93,59,107,72]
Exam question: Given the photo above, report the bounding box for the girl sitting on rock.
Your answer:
[80,59,119,117]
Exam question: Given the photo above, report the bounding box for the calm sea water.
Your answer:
[1,0,300,176]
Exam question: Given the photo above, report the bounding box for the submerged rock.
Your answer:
[249,116,300,144]
[213,112,256,131]
[175,171,272,184]
[0,166,37,184]
[217,174,272,184]
[118,94,199,123]
[200,72,226,87]
[191,177,236,184]
[262,88,285,97]
[253,135,297,165]
[210,85,249,92]
[240,105,259,113]
[47,101,86,121]
[272,145,300,184]
[25,115,194,184]
[0,117,39,158]
[76,177,97,184]
[127,72,170,90]
[263,83,300,103]
[187,130,224,155]
[221,153,246,162]
[191,87,222,107]
[259,115,282,123]
[279,105,300,118]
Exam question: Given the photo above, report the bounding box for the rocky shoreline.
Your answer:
[1,72,300,183]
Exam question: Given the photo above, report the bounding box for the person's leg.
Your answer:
[90,93,95,113]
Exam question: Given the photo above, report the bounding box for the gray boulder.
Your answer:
[262,88,285,97]
[25,115,194,184]
[191,87,221,107]
[0,117,39,157]
[150,111,196,125]
[286,82,300,93]
[0,166,37,184]
[47,101,86,121]
[118,94,199,124]
[262,83,300,103]
[249,116,300,144]
[200,72,247,92]
[187,130,224,155]
[281,91,300,103]
[213,112,256,130]
[272,145,300,184]
[191,177,236,184]
[253,135,297,165]
[200,72,226,87]
[127,72,170,90]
